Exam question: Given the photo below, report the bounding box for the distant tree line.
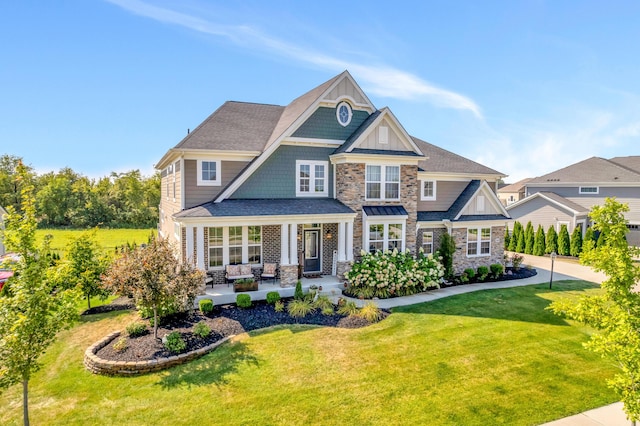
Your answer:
[0,154,160,228]
[504,220,600,257]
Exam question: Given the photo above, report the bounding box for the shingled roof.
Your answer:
[528,156,640,184]
[412,137,505,176]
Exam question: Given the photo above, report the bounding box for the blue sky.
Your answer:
[2,1,640,182]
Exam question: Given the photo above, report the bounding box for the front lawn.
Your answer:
[35,228,156,254]
[0,281,617,425]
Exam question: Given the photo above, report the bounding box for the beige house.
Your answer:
[156,71,509,285]
[498,178,532,206]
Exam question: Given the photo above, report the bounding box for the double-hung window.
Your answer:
[467,227,491,256]
[423,231,433,254]
[366,165,400,200]
[421,180,436,201]
[208,227,224,268]
[367,223,404,253]
[207,226,263,268]
[296,160,328,196]
[228,226,243,264]
[197,160,221,186]
[247,226,262,264]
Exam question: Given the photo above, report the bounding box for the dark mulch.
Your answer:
[82,297,135,315]
[95,299,386,363]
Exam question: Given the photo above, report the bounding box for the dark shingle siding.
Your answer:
[292,107,370,140]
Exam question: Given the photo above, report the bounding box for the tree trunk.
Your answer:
[87,294,91,310]
[23,379,29,426]
[153,305,158,340]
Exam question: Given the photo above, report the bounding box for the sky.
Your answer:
[2,1,640,183]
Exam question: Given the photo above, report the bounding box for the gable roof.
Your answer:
[412,137,505,176]
[506,191,589,215]
[608,156,640,174]
[498,178,533,193]
[528,156,640,185]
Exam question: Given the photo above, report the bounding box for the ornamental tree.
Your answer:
[570,226,583,257]
[533,225,546,256]
[549,198,640,421]
[524,221,534,255]
[557,224,571,256]
[102,238,204,339]
[0,164,78,426]
[545,226,558,254]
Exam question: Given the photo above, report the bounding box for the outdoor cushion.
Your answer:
[226,264,241,277]
[262,263,276,275]
[240,264,251,275]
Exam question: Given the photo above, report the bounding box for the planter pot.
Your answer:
[233,281,258,292]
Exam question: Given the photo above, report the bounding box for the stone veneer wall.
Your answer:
[321,223,338,275]
[416,227,447,255]
[84,332,233,376]
[451,225,505,274]
[335,163,418,256]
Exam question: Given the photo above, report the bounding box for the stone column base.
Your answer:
[336,261,352,281]
[280,265,298,287]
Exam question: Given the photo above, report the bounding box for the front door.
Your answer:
[303,229,321,273]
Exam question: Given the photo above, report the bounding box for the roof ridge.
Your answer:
[605,157,640,176]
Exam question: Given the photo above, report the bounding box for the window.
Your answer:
[423,231,433,254]
[197,160,221,186]
[366,165,400,200]
[228,226,243,264]
[467,227,491,257]
[367,223,404,253]
[208,227,223,268]
[579,186,599,194]
[248,226,262,264]
[421,180,436,201]
[296,160,328,196]
[336,101,352,127]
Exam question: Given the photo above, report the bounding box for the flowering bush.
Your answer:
[345,248,445,299]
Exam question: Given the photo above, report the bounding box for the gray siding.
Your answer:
[417,180,469,211]
[292,107,369,140]
[185,160,250,208]
[231,145,335,199]
[358,117,413,152]
[324,79,368,104]
[508,196,575,231]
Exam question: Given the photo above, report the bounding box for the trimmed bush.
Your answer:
[199,298,214,314]
[294,280,304,300]
[515,228,525,253]
[287,299,315,318]
[508,221,521,252]
[524,221,534,254]
[236,294,252,309]
[558,224,570,256]
[570,227,583,257]
[490,263,504,278]
[164,331,187,354]
[357,302,383,323]
[439,233,456,279]
[126,322,148,338]
[464,268,476,280]
[477,266,490,281]
[266,291,281,305]
[546,226,558,254]
[504,228,511,250]
[533,225,546,256]
[193,321,211,339]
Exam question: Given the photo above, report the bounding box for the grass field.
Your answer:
[35,228,156,254]
[0,280,618,425]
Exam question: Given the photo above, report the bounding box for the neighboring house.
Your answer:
[506,156,640,246]
[156,71,509,286]
[0,206,6,256]
[497,178,532,206]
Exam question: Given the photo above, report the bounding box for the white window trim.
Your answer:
[422,231,434,254]
[336,101,353,127]
[207,225,262,270]
[197,160,221,186]
[208,227,224,268]
[579,186,599,194]
[421,180,437,201]
[363,218,406,253]
[296,160,329,197]
[556,221,570,233]
[466,227,491,258]
[365,164,401,201]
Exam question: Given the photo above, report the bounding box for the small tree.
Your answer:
[515,227,525,253]
[570,227,583,257]
[508,221,521,252]
[533,225,546,256]
[524,221,534,254]
[102,238,204,340]
[545,226,558,254]
[504,227,511,250]
[0,165,78,426]
[584,226,596,247]
[438,232,456,279]
[549,198,640,421]
[557,224,570,256]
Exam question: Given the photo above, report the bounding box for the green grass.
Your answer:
[35,228,156,254]
[0,281,618,425]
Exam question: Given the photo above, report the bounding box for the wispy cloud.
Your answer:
[105,0,482,118]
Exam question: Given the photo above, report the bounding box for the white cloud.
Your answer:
[105,0,482,117]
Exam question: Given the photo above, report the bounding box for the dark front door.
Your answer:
[303,229,321,273]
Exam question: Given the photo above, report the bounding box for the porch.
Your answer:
[198,274,345,306]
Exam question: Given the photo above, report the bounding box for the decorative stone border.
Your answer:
[84,331,234,376]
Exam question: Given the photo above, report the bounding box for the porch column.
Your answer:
[280,223,290,265]
[346,221,354,261]
[196,226,205,269]
[337,222,346,261]
[186,225,195,265]
[289,224,298,265]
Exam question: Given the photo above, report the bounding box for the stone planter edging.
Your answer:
[84,332,234,376]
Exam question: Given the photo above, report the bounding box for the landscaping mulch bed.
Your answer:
[82,297,135,315]
[95,299,386,363]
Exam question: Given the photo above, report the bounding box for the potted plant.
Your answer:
[233,278,258,292]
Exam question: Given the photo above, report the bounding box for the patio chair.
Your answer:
[261,263,278,285]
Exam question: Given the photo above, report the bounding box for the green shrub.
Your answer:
[113,336,128,353]
[321,306,334,316]
[266,291,281,305]
[515,228,525,253]
[287,298,316,318]
[504,228,511,250]
[490,263,504,278]
[533,225,546,256]
[164,331,187,354]
[138,298,179,323]
[199,298,214,314]
[294,280,304,300]
[524,221,534,254]
[337,300,358,316]
[193,321,211,339]
[458,272,469,284]
[236,294,252,309]
[508,221,521,252]
[274,300,284,312]
[314,295,334,314]
[570,226,583,257]
[477,266,489,281]
[546,226,558,254]
[126,322,148,338]
[357,302,383,323]
[464,268,476,279]
[511,253,524,270]
[557,224,570,256]
[439,233,456,279]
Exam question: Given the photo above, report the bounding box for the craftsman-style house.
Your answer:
[156,71,509,285]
